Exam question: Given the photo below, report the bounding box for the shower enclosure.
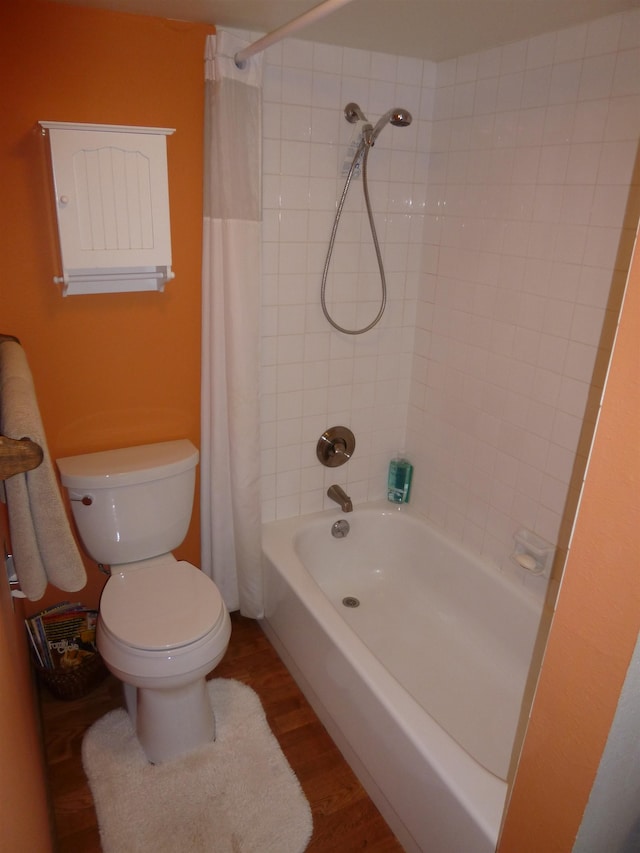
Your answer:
[260,15,639,605]
[256,6,640,850]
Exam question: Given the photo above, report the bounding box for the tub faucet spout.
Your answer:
[327,484,353,512]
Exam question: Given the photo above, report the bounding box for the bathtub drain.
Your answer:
[342,596,360,608]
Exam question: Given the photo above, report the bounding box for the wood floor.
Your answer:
[40,612,404,852]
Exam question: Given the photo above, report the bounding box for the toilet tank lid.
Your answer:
[57,440,199,489]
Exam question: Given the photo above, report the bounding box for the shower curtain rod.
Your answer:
[234,0,357,67]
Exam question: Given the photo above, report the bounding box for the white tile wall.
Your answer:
[261,37,429,522]
[406,9,640,597]
[257,10,640,599]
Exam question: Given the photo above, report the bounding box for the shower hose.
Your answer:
[320,137,388,335]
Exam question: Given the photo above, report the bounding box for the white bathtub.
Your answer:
[261,502,542,853]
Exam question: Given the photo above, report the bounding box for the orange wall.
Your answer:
[1,0,214,613]
[499,228,640,848]
[1,3,213,849]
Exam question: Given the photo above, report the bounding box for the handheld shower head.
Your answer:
[370,107,413,142]
[389,108,412,127]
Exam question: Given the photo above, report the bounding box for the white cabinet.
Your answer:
[40,122,175,296]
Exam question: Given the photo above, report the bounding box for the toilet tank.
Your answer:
[57,440,199,566]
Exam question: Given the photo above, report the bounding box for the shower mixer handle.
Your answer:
[319,434,350,460]
[328,436,350,458]
[316,426,356,467]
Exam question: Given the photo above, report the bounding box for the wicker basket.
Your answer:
[34,651,108,701]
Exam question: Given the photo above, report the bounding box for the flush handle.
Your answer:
[70,494,93,506]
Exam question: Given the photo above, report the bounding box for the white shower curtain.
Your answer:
[201,31,263,617]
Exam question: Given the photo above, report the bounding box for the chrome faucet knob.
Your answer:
[316,426,356,468]
[330,437,350,458]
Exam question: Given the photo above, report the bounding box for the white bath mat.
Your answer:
[82,678,313,853]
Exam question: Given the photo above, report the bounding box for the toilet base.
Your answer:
[125,677,216,764]
[96,585,231,764]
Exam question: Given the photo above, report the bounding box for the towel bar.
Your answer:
[0,436,44,480]
[0,334,45,479]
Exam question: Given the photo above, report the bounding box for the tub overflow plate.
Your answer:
[332,519,350,538]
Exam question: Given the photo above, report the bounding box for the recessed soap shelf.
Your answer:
[512,529,555,578]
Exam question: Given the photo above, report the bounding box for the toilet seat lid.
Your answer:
[100,561,224,651]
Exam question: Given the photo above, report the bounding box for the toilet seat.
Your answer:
[100,560,224,651]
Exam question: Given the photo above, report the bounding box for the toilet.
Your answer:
[57,439,231,764]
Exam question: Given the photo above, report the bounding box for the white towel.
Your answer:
[0,341,86,600]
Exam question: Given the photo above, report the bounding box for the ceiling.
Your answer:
[51,0,639,61]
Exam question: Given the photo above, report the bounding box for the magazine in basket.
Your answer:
[26,602,99,670]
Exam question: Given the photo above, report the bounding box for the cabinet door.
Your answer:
[48,127,172,271]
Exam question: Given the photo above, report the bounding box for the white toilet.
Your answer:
[57,439,231,764]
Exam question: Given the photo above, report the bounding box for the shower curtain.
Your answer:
[201,31,263,617]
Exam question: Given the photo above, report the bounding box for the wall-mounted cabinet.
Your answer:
[40,122,175,296]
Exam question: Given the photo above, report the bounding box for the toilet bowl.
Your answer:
[57,440,232,764]
[97,556,231,763]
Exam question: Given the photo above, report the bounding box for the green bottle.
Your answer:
[387,457,413,504]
